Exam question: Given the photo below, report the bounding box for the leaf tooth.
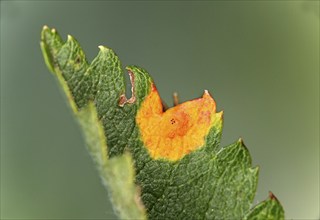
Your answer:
[42,25,49,31]
[40,25,63,73]
[67,34,73,42]
[202,89,216,99]
[238,137,244,145]
[216,110,224,118]
[268,191,280,201]
[98,45,110,52]
[213,110,223,131]
[202,90,217,112]
[244,192,284,219]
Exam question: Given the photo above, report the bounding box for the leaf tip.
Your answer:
[41,25,49,40]
[268,191,279,201]
[67,34,73,41]
[238,137,244,145]
[40,26,55,73]
[41,25,58,38]
[42,25,49,31]
[216,110,224,118]
[98,45,110,52]
[202,89,213,99]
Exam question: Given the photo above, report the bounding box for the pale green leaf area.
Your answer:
[78,102,146,219]
[41,26,284,219]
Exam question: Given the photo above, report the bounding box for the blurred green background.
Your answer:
[1,1,319,219]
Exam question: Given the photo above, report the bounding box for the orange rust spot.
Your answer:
[136,84,219,161]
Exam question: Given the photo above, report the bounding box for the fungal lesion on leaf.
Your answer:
[136,85,223,161]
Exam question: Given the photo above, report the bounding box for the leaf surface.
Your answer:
[245,192,285,220]
[78,102,146,219]
[40,26,284,219]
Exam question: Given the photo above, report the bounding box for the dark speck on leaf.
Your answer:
[75,57,81,64]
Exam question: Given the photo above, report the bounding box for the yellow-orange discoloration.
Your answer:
[136,84,221,161]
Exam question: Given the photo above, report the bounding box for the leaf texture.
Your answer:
[40,26,284,219]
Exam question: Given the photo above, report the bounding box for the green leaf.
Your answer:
[103,154,146,219]
[77,101,146,219]
[40,25,285,219]
[245,192,285,220]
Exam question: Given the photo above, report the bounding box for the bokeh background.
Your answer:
[1,1,319,219]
